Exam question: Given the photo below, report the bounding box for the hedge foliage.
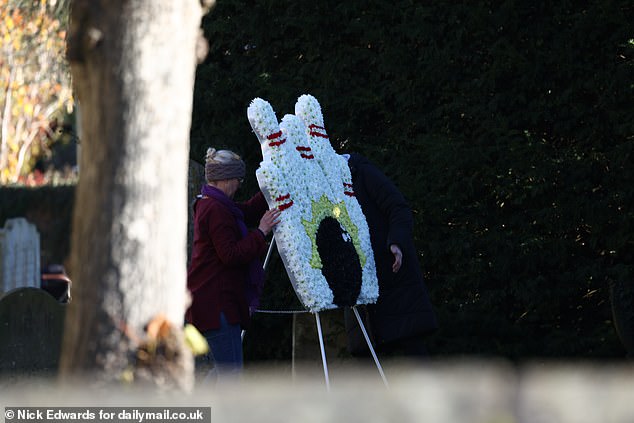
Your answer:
[191,1,633,360]
[0,185,75,266]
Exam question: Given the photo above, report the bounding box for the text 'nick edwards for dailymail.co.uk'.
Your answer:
[4,407,210,423]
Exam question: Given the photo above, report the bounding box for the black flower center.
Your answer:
[315,216,362,307]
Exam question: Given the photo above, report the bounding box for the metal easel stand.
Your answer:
[352,305,389,388]
[254,235,388,390]
[241,236,280,342]
[313,307,390,390]
[314,312,331,391]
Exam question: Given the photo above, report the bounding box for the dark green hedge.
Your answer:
[192,1,633,360]
[0,186,75,267]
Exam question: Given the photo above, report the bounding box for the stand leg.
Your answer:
[352,305,389,388]
[263,236,276,271]
[242,237,277,344]
[314,312,330,391]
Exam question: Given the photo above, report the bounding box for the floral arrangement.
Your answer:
[247,95,378,312]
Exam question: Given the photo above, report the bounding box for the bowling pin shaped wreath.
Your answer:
[248,94,378,312]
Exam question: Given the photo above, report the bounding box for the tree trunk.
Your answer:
[60,0,204,389]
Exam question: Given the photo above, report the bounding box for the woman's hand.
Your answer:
[258,208,281,236]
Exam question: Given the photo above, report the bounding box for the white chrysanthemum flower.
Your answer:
[248,95,378,312]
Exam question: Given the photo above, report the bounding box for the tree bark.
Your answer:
[60,0,203,389]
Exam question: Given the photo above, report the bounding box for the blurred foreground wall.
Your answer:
[2,362,634,423]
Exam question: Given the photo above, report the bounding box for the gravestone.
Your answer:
[0,217,41,294]
[0,287,66,374]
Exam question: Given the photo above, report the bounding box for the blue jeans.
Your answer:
[201,312,243,383]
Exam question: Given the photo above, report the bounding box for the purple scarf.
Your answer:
[201,185,265,310]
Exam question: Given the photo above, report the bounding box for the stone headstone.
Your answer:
[0,218,41,295]
[0,287,65,374]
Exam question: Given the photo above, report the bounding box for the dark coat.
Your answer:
[347,153,437,346]
[186,191,268,332]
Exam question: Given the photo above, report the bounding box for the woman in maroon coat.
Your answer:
[186,148,280,379]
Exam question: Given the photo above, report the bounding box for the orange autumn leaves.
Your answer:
[0,0,72,184]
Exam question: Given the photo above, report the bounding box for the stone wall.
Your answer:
[2,362,634,422]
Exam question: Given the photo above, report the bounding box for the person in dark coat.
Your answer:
[344,153,437,357]
[186,148,280,380]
